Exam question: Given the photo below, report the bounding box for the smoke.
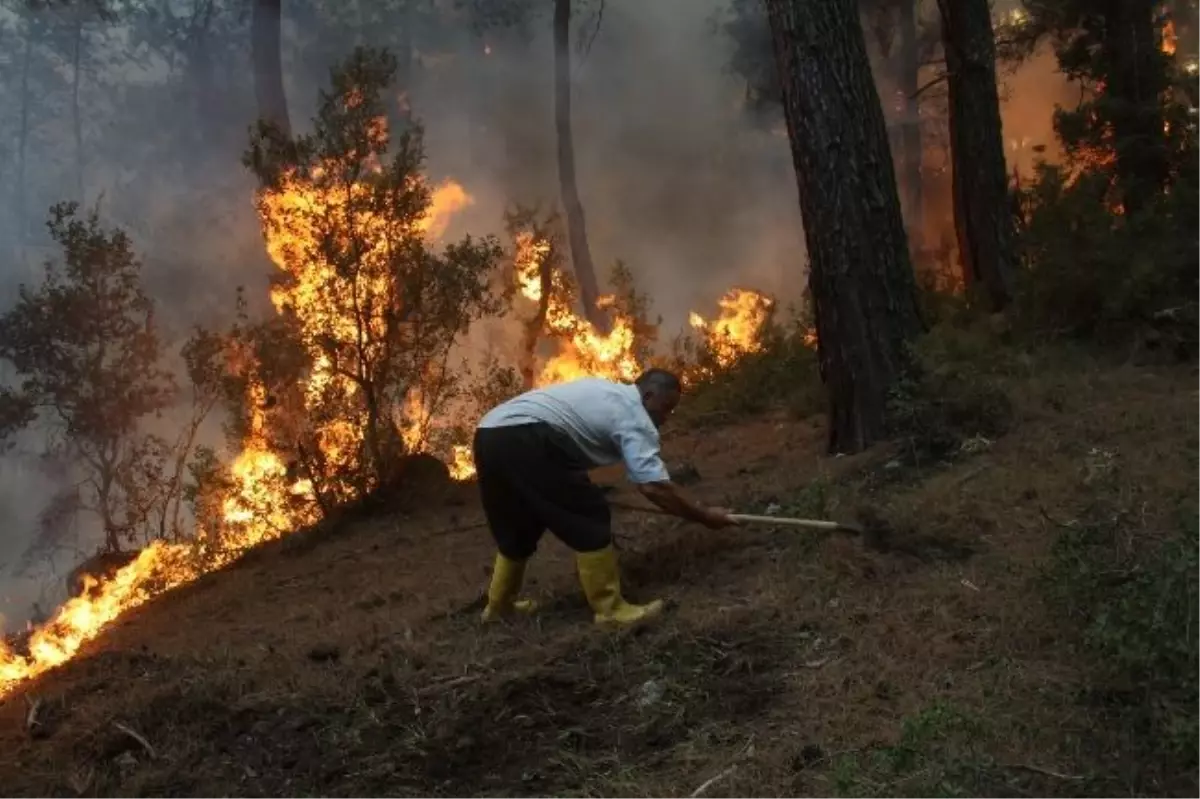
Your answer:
[0,0,1073,630]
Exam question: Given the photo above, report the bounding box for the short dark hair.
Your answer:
[635,368,682,394]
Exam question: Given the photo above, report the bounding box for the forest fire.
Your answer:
[0,119,774,701]
[0,162,479,699]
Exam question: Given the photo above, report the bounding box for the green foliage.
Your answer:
[0,202,223,557]
[887,319,1014,465]
[1045,504,1199,768]
[1015,161,1198,356]
[829,701,992,797]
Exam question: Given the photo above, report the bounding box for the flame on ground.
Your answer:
[1,119,475,697]
[0,153,774,701]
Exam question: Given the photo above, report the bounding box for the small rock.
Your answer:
[636,679,665,709]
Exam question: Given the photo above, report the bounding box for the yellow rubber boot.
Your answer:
[576,545,663,627]
[480,552,538,622]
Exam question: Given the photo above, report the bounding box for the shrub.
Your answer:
[673,311,822,423]
[886,319,1015,465]
[1014,161,1198,359]
[1045,503,1199,772]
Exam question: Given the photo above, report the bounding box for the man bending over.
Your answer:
[472,368,735,627]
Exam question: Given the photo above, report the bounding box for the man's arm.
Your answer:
[636,480,730,526]
[613,417,735,529]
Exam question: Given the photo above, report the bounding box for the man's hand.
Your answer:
[700,506,738,529]
[636,481,739,529]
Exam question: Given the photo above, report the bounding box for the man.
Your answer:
[472,368,736,627]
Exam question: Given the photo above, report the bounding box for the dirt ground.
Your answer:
[0,359,1195,797]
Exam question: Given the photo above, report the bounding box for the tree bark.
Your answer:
[1103,0,1169,215]
[938,0,1017,310]
[251,0,291,136]
[395,0,414,133]
[765,0,923,454]
[553,0,608,334]
[70,11,85,201]
[16,25,34,243]
[897,0,923,246]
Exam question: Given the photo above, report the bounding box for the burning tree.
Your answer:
[1025,0,1188,214]
[0,203,213,554]
[239,47,504,508]
[764,0,924,453]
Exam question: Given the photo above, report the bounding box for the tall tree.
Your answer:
[1028,0,1173,215]
[896,0,923,244]
[864,0,926,247]
[765,0,923,454]
[938,0,1017,309]
[0,204,177,553]
[252,0,290,136]
[553,0,607,334]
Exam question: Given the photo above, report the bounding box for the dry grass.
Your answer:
[0,356,1195,797]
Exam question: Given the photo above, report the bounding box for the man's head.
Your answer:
[634,368,683,427]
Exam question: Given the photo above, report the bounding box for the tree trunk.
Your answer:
[938,0,1017,310]
[553,0,608,334]
[251,0,291,136]
[519,255,553,389]
[188,1,219,149]
[395,0,414,133]
[897,0,923,247]
[71,12,85,201]
[765,0,923,454]
[16,26,33,243]
[1103,0,1169,215]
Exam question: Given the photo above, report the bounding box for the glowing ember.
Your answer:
[449,445,476,480]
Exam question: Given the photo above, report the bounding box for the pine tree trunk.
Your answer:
[938,0,1017,311]
[765,0,923,454]
[898,0,923,246]
[252,0,291,137]
[395,0,414,133]
[553,0,608,334]
[1104,0,1169,215]
[71,13,85,201]
[16,26,33,243]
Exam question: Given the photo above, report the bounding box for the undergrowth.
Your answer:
[827,701,997,797]
[886,315,1016,467]
[677,315,822,423]
[1044,500,1199,785]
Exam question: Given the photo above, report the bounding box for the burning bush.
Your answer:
[230,47,505,520]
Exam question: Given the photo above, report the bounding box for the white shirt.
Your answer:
[477,377,670,484]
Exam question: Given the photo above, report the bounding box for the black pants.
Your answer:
[473,422,612,559]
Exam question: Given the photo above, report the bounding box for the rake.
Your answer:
[607,498,865,536]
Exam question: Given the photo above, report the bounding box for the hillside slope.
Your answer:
[0,357,1195,797]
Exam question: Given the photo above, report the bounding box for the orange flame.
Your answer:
[0,113,475,697]
[687,288,775,379]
